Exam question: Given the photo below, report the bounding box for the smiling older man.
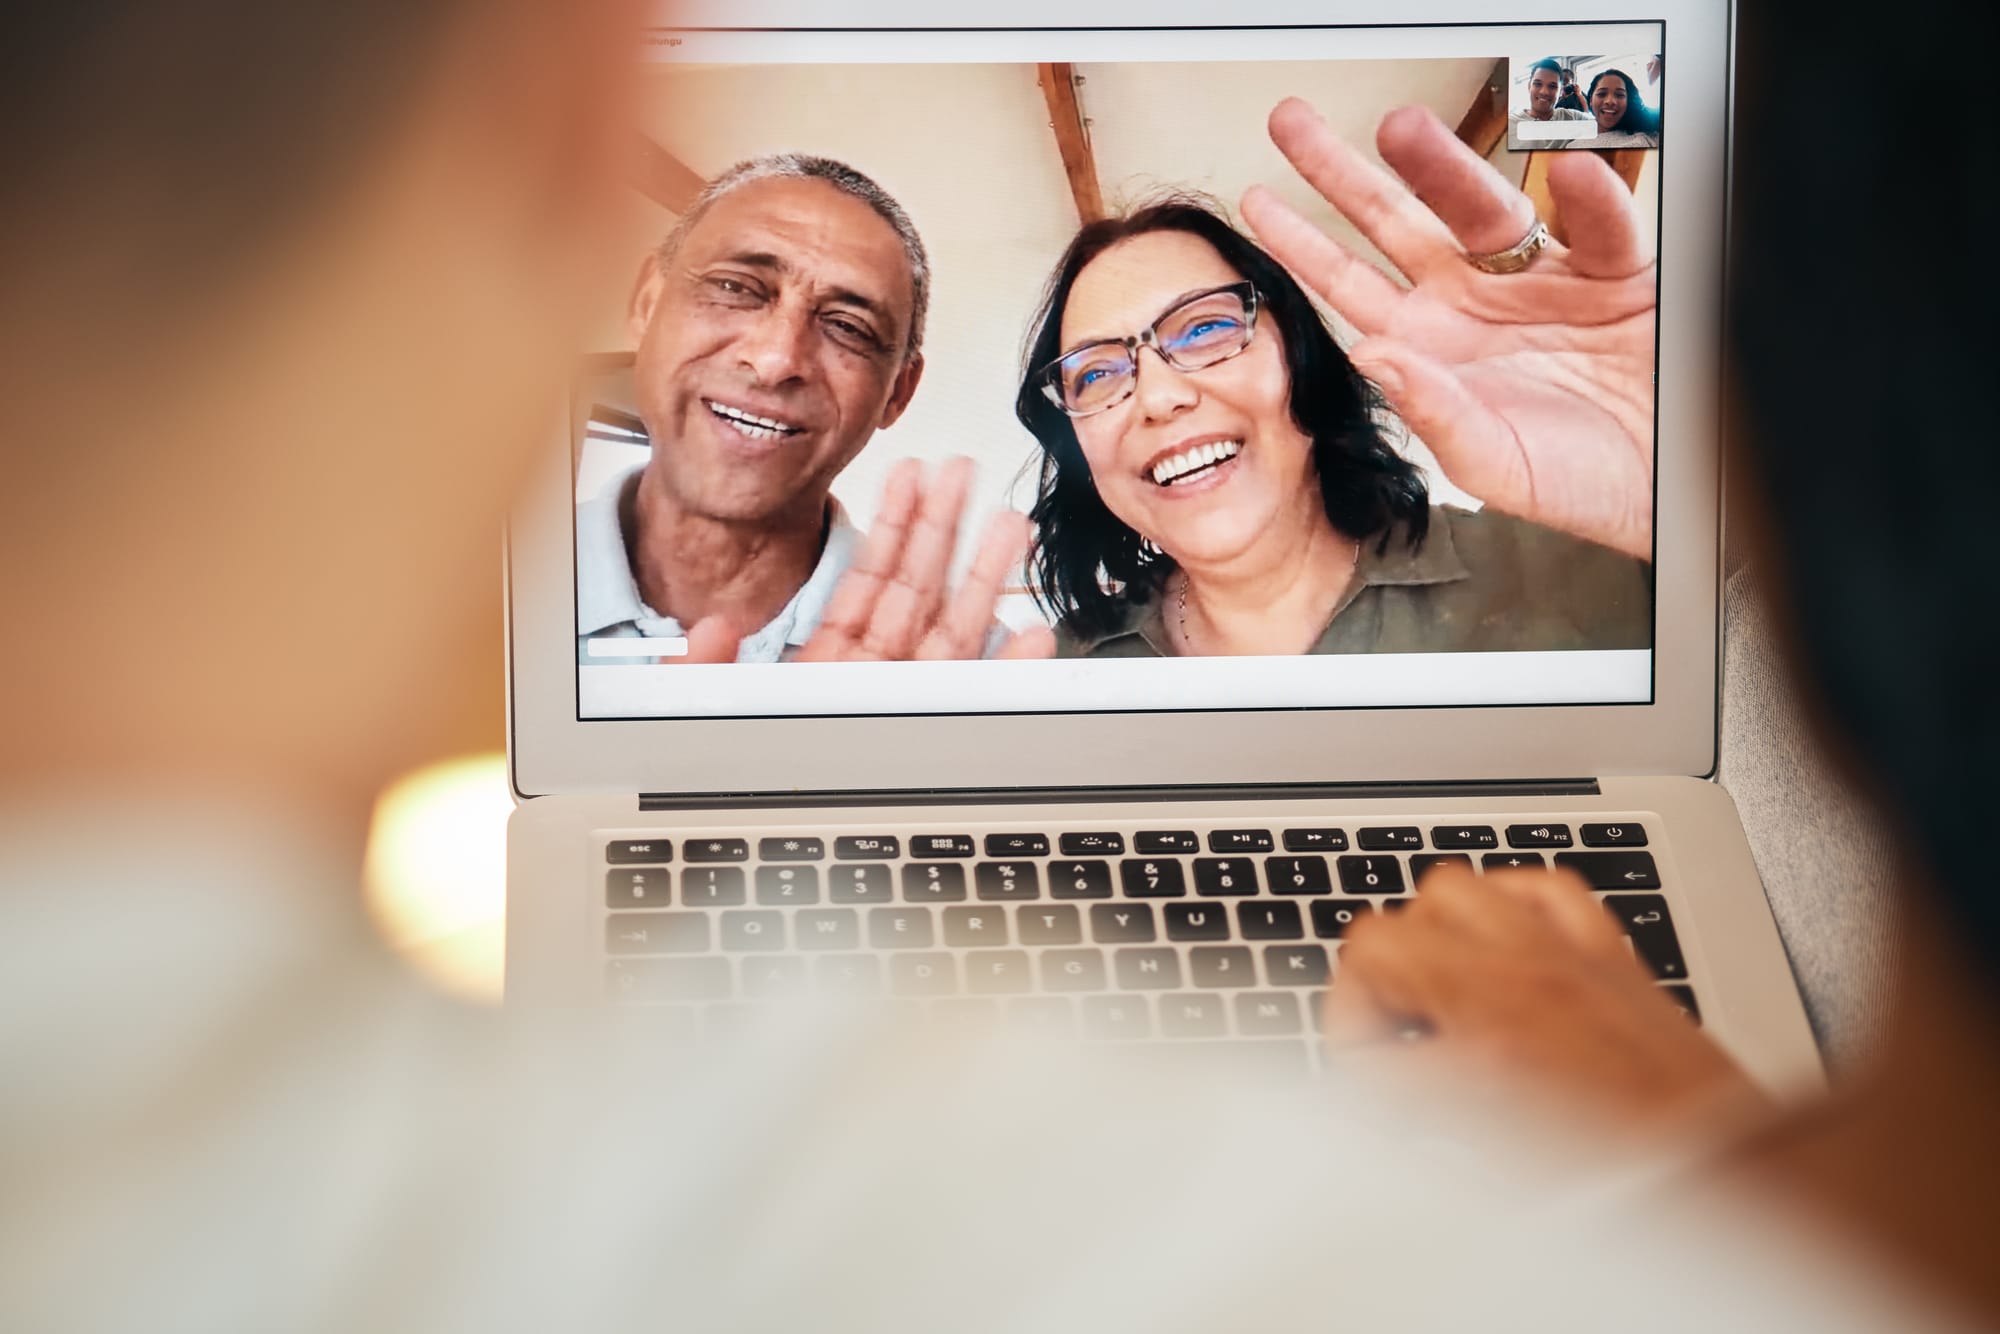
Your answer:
[578,153,964,664]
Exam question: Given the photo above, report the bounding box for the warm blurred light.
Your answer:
[363,751,512,1003]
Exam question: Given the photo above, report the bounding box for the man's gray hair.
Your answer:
[659,153,930,361]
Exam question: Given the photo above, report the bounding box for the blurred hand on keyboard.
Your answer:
[1324,864,1763,1133]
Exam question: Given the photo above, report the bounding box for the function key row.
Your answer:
[612,849,1661,909]
[607,823,1647,867]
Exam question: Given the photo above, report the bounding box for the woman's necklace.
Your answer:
[1174,535,1363,655]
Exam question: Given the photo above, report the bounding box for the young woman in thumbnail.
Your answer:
[1583,68,1661,148]
[1014,197,1652,659]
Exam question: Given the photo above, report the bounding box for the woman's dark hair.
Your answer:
[1731,0,1998,983]
[1014,196,1429,640]
[1586,69,1661,137]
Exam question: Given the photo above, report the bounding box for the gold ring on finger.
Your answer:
[1466,219,1551,275]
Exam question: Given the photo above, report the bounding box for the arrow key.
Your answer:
[1553,851,1661,889]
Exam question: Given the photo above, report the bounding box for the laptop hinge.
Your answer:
[638,778,1600,811]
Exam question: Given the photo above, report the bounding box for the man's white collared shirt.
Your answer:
[576,464,860,664]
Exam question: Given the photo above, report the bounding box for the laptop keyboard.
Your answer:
[602,818,1699,1067]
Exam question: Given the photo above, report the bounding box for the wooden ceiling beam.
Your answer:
[1037,62,1106,225]
[1453,57,1511,159]
[633,134,706,213]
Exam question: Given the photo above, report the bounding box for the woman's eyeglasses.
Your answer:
[1036,281,1260,418]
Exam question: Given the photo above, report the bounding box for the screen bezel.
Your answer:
[508,0,1726,797]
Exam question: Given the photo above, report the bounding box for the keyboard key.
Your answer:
[1429,825,1497,850]
[607,839,673,864]
[719,909,785,951]
[911,834,975,858]
[1358,827,1424,851]
[1282,828,1348,852]
[942,905,1011,947]
[1006,996,1075,1037]
[830,863,894,904]
[1040,948,1106,991]
[1234,991,1303,1037]
[1603,894,1688,980]
[740,955,807,997]
[1159,992,1228,1037]
[1208,829,1275,853]
[1266,855,1333,895]
[685,838,750,863]
[902,863,968,903]
[605,957,729,1002]
[1410,854,1473,884]
[1483,852,1545,873]
[1192,858,1257,896]
[975,861,1041,901]
[1263,944,1331,986]
[1189,945,1256,988]
[1310,900,1372,938]
[1506,823,1573,849]
[1089,903,1157,943]
[1119,858,1187,898]
[1134,830,1200,854]
[1081,995,1151,1039]
[605,912,709,955]
[890,952,957,996]
[793,908,859,950]
[813,954,881,996]
[681,866,747,906]
[965,949,1033,995]
[1554,851,1662,890]
[1581,822,1649,848]
[1237,901,1305,940]
[984,833,1050,857]
[1382,896,1416,912]
[1017,905,1083,946]
[1060,832,1125,856]
[606,868,671,909]
[1308,990,1328,1033]
[1115,947,1183,990]
[1662,984,1701,1024]
[834,836,900,860]
[1336,855,1404,895]
[755,865,819,905]
[757,836,824,862]
[1052,860,1114,900]
[868,907,936,949]
[1164,902,1231,941]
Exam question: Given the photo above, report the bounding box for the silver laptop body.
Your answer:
[505,0,1822,1094]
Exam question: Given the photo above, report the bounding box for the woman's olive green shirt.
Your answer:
[1053,506,1652,658]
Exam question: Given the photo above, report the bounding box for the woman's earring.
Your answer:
[1138,537,1161,561]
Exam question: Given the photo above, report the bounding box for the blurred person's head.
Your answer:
[1527,60,1566,116]
[1730,2,1998,994]
[1015,197,1427,639]
[1587,69,1653,136]
[625,156,927,529]
[0,2,638,818]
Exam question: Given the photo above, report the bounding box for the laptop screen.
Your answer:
[573,22,1666,721]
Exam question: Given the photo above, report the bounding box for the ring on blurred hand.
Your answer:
[1466,219,1551,275]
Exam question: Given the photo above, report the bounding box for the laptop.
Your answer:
[505,0,1823,1091]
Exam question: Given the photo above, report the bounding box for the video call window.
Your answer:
[1506,53,1663,150]
[570,33,1664,718]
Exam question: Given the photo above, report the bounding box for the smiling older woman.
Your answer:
[1014,194,1653,659]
